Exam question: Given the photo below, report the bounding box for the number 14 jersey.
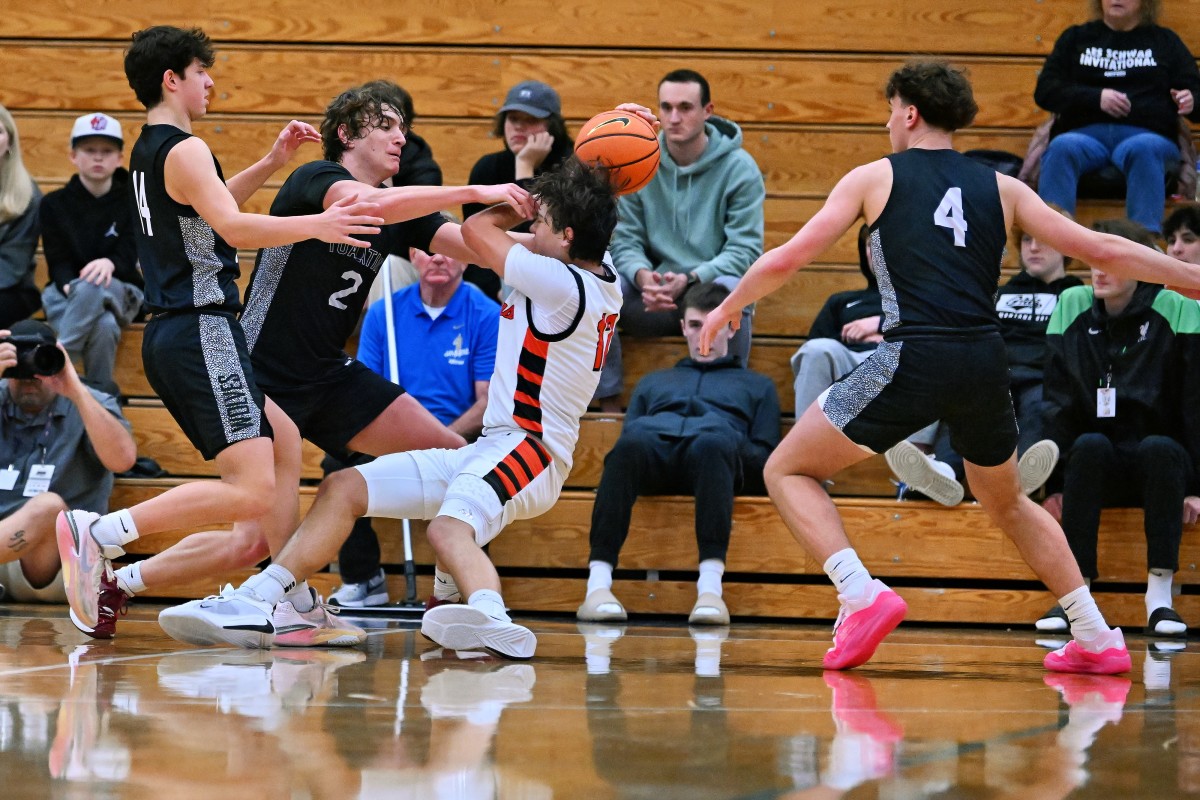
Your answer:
[485,246,622,474]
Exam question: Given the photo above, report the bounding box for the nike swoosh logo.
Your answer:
[120,518,129,534]
[1088,327,1102,334]
[227,623,276,633]
[586,116,633,135]
[272,624,312,634]
[845,300,862,308]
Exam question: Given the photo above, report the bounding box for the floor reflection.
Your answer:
[0,610,1196,798]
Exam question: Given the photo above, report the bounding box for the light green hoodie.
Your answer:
[610,116,765,285]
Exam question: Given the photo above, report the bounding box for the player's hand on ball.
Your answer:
[615,103,660,131]
[316,194,384,248]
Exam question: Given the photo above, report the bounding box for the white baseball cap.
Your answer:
[70,113,123,148]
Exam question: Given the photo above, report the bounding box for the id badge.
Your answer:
[0,466,17,491]
[1097,387,1116,418]
[23,464,54,497]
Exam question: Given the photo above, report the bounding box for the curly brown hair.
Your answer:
[531,157,618,264]
[320,85,403,162]
[885,61,978,132]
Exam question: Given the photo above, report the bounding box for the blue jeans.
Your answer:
[1038,123,1179,232]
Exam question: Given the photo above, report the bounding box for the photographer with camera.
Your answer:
[0,320,134,621]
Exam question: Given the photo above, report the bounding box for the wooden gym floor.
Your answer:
[0,604,1194,799]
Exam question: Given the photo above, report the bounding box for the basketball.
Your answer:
[574,110,660,195]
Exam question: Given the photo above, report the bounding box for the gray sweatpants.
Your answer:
[42,278,143,395]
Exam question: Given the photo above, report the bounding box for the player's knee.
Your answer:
[25,491,67,522]
[315,468,369,518]
[763,451,791,494]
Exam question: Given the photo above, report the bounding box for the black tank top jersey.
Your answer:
[869,148,1007,336]
[240,160,447,385]
[128,124,241,314]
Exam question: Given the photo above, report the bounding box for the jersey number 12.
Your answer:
[934,187,967,247]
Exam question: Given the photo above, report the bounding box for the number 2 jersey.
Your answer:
[485,245,622,474]
[240,160,447,385]
[128,124,241,315]
[869,148,1008,336]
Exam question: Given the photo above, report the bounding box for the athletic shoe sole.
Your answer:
[158,607,274,650]
[1018,440,1059,495]
[421,605,536,660]
[273,626,365,647]
[823,590,908,670]
[55,511,102,631]
[884,441,964,506]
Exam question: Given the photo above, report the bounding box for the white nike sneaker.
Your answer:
[885,441,964,506]
[421,604,537,660]
[158,585,275,649]
[272,590,366,647]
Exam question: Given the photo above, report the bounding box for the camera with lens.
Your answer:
[1,335,66,379]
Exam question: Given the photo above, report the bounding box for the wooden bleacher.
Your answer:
[8,0,1197,628]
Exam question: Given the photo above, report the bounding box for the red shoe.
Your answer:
[823,580,907,670]
[87,568,129,640]
[1044,628,1132,675]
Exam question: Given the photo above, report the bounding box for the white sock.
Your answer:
[240,564,295,607]
[697,559,724,597]
[1060,585,1110,643]
[824,548,871,599]
[91,509,139,557]
[434,568,461,602]
[1146,568,1175,615]
[468,589,509,622]
[587,561,614,595]
[113,563,145,596]
[284,581,315,612]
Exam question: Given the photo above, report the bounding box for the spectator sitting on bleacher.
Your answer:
[597,69,766,410]
[39,113,144,397]
[885,208,1081,504]
[463,80,574,302]
[0,320,135,616]
[0,104,42,329]
[1033,0,1200,232]
[577,282,779,625]
[1036,218,1200,637]
[1165,203,1200,270]
[327,246,498,608]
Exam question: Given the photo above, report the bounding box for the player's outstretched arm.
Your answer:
[165,138,383,249]
[226,120,321,207]
[461,204,533,277]
[1003,175,1200,295]
[325,179,535,227]
[698,162,876,354]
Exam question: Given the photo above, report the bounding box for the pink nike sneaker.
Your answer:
[1043,628,1132,675]
[823,580,908,670]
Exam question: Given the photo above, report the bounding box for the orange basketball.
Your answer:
[574,110,660,195]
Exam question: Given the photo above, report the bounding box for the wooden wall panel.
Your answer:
[0,44,1047,127]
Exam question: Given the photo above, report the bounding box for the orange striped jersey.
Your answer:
[483,245,622,473]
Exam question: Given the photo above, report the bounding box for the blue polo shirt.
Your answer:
[357,281,499,425]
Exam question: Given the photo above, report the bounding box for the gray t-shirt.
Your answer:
[0,383,131,517]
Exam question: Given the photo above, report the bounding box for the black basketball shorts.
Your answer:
[257,360,404,455]
[143,312,272,461]
[820,331,1018,467]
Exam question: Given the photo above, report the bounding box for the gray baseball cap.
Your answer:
[499,81,561,118]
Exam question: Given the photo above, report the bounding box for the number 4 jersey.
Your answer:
[485,245,622,474]
[870,148,1008,336]
[241,160,447,384]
